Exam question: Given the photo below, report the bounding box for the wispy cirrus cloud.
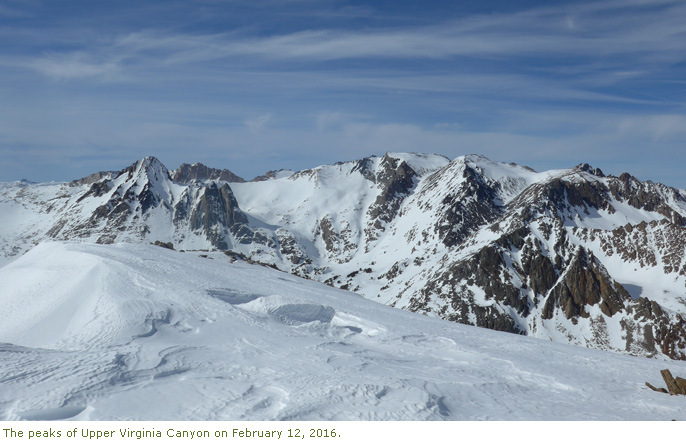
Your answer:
[617,115,686,141]
[2,0,686,187]
[14,0,686,75]
[0,0,34,18]
[244,113,272,134]
[25,52,122,79]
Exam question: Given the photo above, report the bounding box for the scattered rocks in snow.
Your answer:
[646,369,686,395]
[645,381,669,394]
[153,240,175,250]
[660,369,686,395]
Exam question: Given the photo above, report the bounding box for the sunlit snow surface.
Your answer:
[1,242,685,421]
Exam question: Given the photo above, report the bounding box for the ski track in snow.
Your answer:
[1,241,686,421]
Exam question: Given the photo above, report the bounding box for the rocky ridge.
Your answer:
[172,162,245,184]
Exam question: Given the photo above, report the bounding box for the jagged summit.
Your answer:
[457,153,493,164]
[172,162,246,184]
[250,169,294,182]
[293,152,449,179]
[575,162,605,177]
[121,156,171,182]
[379,152,450,176]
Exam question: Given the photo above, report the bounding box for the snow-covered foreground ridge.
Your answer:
[1,241,685,421]
[1,153,686,360]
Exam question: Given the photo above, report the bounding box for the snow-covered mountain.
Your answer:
[2,153,685,361]
[0,157,272,259]
[1,241,685,420]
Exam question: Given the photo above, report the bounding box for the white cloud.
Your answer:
[314,111,369,131]
[26,52,121,80]
[2,0,686,189]
[243,113,272,134]
[617,115,686,141]
[12,0,686,79]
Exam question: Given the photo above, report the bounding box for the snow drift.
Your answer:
[1,242,685,420]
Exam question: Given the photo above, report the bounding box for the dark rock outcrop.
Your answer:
[153,240,174,250]
[433,164,503,248]
[366,154,418,240]
[251,170,290,182]
[189,182,251,250]
[650,369,686,395]
[173,163,245,183]
[70,171,117,187]
[542,248,629,320]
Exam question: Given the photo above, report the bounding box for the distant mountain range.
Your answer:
[2,153,685,360]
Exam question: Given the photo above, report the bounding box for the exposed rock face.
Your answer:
[608,173,686,223]
[367,154,417,228]
[588,220,686,275]
[542,247,628,320]
[432,164,503,248]
[276,228,310,267]
[172,163,245,183]
[350,157,377,183]
[626,299,686,360]
[189,182,251,250]
[69,171,118,187]
[315,216,355,262]
[250,170,292,182]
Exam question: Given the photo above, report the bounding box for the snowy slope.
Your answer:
[231,154,686,360]
[1,241,685,421]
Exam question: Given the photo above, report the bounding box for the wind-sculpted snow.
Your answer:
[1,242,686,421]
[207,288,261,305]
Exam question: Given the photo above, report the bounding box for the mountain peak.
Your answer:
[250,169,294,182]
[575,162,605,177]
[138,156,169,176]
[117,156,172,187]
[172,162,246,184]
[373,152,450,177]
[460,153,493,164]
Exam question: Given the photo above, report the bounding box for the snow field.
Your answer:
[1,242,686,420]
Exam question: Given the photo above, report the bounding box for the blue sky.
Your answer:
[1,0,686,187]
